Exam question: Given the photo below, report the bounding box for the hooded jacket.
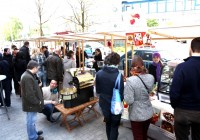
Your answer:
[96,66,124,117]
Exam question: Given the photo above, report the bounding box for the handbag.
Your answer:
[111,73,124,115]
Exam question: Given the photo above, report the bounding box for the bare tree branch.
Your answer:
[61,16,80,25]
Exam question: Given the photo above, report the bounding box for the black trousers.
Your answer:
[174,108,200,140]
[104,113,121,140]
[0,79,11,106]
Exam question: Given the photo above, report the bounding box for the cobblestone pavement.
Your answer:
[0,92,133,140]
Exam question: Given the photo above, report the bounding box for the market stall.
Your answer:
[121,24,200,139]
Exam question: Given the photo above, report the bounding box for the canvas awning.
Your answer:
[148,25,200,40]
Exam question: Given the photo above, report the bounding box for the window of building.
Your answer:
[149,2,157,13]
[175,0,184,11]
[141,3,149,14]
[158,1,166,13]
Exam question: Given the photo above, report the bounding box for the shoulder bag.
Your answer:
[111,73,124,115]
[137,75,149,93]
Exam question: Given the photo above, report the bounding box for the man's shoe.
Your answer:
[37,135,44,140]
[50,118,56,123]
[37,130,43,135]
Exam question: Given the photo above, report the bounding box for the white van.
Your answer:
[84,42,111,59]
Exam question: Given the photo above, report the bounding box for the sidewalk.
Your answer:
[0,93,133,140]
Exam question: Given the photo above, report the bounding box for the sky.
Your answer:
[0,0,193,59]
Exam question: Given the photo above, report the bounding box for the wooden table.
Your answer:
[55,97,99,132]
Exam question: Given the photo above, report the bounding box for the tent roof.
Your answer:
[15,32,126,42]
[15,25,200,43]
[148,25,200,40]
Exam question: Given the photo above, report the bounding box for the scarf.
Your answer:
[107,65,118,68]
[152,62,161,82]
[50,88,58,94]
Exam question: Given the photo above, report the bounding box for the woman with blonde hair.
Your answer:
[31,47,47,87]
[124,55,154,140]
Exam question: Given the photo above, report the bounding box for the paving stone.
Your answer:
[0,93,134,140]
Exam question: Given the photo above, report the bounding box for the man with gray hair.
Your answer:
[21,60,44,140]
[44,48,63,89]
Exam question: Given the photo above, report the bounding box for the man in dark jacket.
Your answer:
[3,48,14,93]
[44,48,63,88]
[0,53,11,107]
[170,37,200,140]
[21,60,44,140]
[20,41,31,65]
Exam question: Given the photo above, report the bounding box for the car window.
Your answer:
[142,52,153,61]
[128,51,132,59]
[159,50,176,62]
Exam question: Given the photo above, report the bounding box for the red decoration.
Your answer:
[131,13,140,19]
[130,19,135,25]
[129,13,140,25]
[126,32,146,46]
[107,41,112,47]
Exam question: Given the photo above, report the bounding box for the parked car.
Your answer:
[119,48,176,76]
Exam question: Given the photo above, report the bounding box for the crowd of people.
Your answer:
[96,37,200,140]
[0,41,104,140]
[1,37,200,140]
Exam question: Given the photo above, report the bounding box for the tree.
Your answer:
[63,0,94,32]
[147,19,159,27]
[34,0,58,36]
[3,17,23,41]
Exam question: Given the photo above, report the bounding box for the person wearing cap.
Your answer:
[21,60,44,140]
[148,52,163,84]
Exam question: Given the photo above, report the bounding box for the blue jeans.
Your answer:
[26,112,38,140]
[42,104,59,120]
[37,70,47,87]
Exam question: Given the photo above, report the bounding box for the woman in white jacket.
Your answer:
[124,55,154,140]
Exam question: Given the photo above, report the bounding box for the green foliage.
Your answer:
[147,19,159,27]
[113,46,131,53]
[3,17,23,41]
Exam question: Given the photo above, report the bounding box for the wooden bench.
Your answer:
[55,97,99,132]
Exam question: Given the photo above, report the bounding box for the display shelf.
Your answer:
[157,64,174,103]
